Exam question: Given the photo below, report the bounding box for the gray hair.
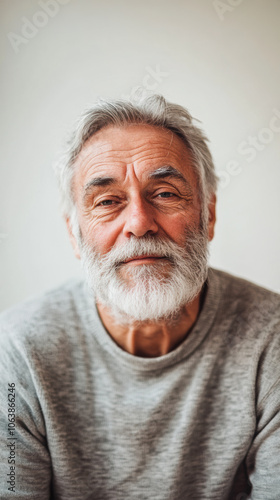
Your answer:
[54,94,218,222]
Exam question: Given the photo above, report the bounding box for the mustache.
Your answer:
[97,236,185,268]
[81,229,207,272]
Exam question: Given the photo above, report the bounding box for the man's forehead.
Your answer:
[74,124,194,181]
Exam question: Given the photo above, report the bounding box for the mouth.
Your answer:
[121,255,168,265]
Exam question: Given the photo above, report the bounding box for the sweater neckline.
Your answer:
[82,268,221,373]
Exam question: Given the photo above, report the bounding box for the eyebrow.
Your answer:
[84,176,116,196]
[148,166,193,193]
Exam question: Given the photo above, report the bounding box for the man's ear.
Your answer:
[65,217,81,260]
[207,194,216,242]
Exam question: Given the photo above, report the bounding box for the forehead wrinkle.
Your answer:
[79,138,152,162]
[78,148,186,183]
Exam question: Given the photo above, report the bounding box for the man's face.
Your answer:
[68,124,216,322]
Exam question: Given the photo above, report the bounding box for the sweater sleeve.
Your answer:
[246,320,280,500]
[0,323,52,499]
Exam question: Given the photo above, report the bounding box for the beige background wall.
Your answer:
[1,0,280,310]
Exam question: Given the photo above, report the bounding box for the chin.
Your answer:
[97,273,203,325]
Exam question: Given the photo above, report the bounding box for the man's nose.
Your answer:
[122,196,158,238]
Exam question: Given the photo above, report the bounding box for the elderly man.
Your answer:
[0,95,279,500]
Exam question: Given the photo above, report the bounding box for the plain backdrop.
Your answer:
[1,0,280,311]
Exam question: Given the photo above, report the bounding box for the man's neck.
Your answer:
[96,290,204,358]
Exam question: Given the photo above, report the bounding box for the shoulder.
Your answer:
[0,280,87,358]
[208,268,280,354]
[208,269,280,400]
[209,267,280,322]
[209,268,280,381]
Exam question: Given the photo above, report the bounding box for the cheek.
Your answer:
[161,217,188,245]
[158,208,201,243]
[80,219,121,255]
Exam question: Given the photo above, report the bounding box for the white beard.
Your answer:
[80,229,209,324]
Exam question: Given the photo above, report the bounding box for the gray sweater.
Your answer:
[0,268,279,500]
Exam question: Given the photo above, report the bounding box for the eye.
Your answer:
[96,199,116,207]
[100,199,113,205]
[157,191,176,198]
